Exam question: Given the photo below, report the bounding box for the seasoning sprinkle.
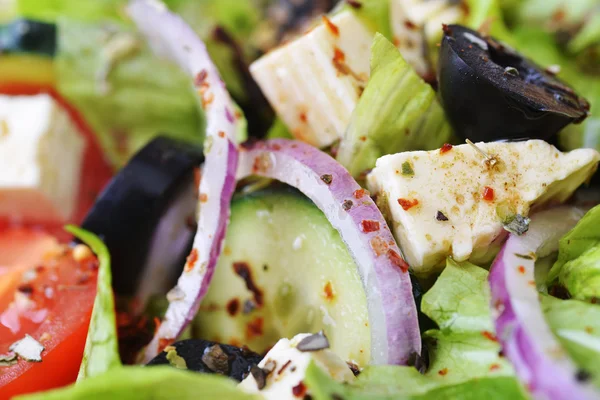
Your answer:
[466,139,498,167]
[296,332,330,352]
[342,199,353,211]
[345,0,362,8]
[440,143,453,154]
[401,161,414,176]
[397,198,419,211]
[436,211,449,221]
[250,365,267,390]
[320,174,333,185]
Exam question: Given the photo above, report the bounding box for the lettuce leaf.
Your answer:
[55,18,205,168]
[338,0,393,40]
[542,295,600,386]
[17,366,259,400]
[337,33,453,180]
[65,226,121,381]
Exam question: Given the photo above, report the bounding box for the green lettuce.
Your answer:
[65,226,121,380]
[17,366,259,400]
[337,0,393,40]
[55,18,205,168]
[305,259,526,399]
[542,295,600,386]
[337,33,453,180]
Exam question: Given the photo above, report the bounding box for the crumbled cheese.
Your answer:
[367,140,599,275]
[239,333,354,399]
[10,334,45,362]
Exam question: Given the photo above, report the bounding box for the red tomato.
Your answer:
[0,227,99,399]
[0,83,113,240]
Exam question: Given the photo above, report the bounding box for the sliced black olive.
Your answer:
[437,24,589,142]
[80,136,203,305]
[0,19,56,56]
[147,339,263,381]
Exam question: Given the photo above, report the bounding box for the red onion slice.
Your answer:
[237,139,421,365]
[128,0,239,361]
[489,207,600,399]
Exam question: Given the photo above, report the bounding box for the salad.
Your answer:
[0,0,599,399]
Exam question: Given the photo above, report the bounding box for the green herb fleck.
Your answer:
[166,349,188,370]
[401,161,414,176]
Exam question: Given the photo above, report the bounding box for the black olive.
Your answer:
[437,24,590,143]
[79,136,203,305]
[147,339,263,381]
[0,19,57,57]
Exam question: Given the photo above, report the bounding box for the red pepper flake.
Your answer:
[370,236,389,257]
[194,167,202,189]
[323,281,335,301]
[17,284,34,295]
[158,337,175,353]
[320,174,333,185]
[292,381,307,397]
[299,112,308,123]
[253,153,273,173]
[388,249,409,272]
[482,186,494,201]
[345,0,362,8]
[194,69,208,87]
[218,131,225,138]
[199,193,208,203]
[404,20,417,30]
[246,317,264,340]
[333,47,345,64]
[517,265,526,275]
[202,92,215,108]
[185,249,199,272]
[278,360,292,375]
[269,142,282,151]
[322,15,339,36]
[481,330,498,342]
[354,188,368,199]
[226,298,240,316]
[489,363,501,371]
[233,262,264,306]
[397,198,419,211]
[360,220,380,233]
[153,317,161,335]
[438,368,448,376]
[440,143,453,154]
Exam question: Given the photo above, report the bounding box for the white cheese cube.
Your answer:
[367,140,599,276]
[250,10,373,148]
[390,0,462,77]
[0,94,85,223]
[238,333,355,399]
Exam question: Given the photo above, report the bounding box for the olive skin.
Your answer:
[437,25,589,143]
[147,339,263,381]
[80,136,203,300]
[0,19,57,56]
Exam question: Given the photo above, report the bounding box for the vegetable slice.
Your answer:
[66,226,120,381]
[127,0,240,362]
[236,139,420,365]
[489,207,600,399]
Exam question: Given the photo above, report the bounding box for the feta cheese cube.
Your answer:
[250,10,373,148]
[367,140,599,276]
[238,333,355,399]
[0,94,85,223]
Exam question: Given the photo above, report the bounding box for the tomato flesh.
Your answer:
[0,227,99,398]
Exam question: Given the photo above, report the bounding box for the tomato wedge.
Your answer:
[0,227,99,399]
[0,83,113,240]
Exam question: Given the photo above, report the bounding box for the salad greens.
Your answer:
[65,226,121,380]
[548,204,600,298]
[56,19,205,168]
[17,367,259,400]
[337,33,453,179]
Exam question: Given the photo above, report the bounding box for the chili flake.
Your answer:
[481,331,497,342]
[388,249,409,272]
[185,249,199,272]
[322,15,339,36]
[482,186,494,201]
[440,143,453,154]
[354,188,368,199]
[292,381,307,397]
[397,198,419,211]
[517,265,526,275]
[438,368,448,376]
[346,0,362,8]
[360,220,380,232]
[404,20,417,30]
[226,298,240,316]
[194,69,208,87]
[489,363,501,371]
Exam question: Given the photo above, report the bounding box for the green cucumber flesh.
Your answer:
[194,187,371,366]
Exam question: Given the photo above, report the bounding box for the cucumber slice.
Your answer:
[194,188,371,366]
